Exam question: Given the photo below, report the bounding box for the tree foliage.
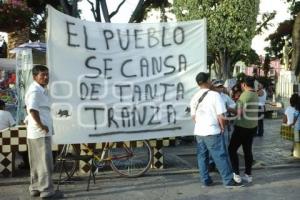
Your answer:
[262,53,271,77]
[129,0,172,22]
[255,11,276,35]
[265,19,293,59]
[25,0,171,40]
[26,0,70,41]
[173,0,259,79]
[265,0,300,60]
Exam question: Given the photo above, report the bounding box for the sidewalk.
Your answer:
[0,118,300,200]
[163,118,300,170]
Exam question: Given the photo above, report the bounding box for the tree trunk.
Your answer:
[292,12,300,75]
[59,0,78,17]
[160,1,167,22]
[100,0,110,22]
[59,0,71,16]
[129,0,144,23]
[214,57,221,78]
[219,49,231,80]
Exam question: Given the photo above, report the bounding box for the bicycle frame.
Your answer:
[56,140,152,191]
[81,142,134,163]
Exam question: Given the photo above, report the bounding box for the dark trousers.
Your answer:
[229,126,257,175]
[257,106,265,136]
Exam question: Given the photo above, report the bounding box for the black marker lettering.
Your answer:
[80,82,88,100]
[148,28,159,48]
[134,29,144,49]
[108,107,119,128]
[152,57,162,75]
[162,26,171,47]
[174,27,185,44]
[132,85,142,102]
[85,107,104,130]
[167,105,176,124]
[133,106,147,125]
[90,83,101,100]
[66,21,80,47]
[160,83,175,101]
[103,29,114,50]
[85,56,101,78]
[140,58,149,77]
[148,106,161,125]
[121,59,136,78]
[104,58,113,79]
[145,84,157,100]
[178,54,187,72]
[121,107,131,127]
[163,55,175,75]
[83,25,96,50]
[117,29,130,50]
[176,82,185,100]
[115,84,131,102]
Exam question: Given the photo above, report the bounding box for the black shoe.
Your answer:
[225,179,244,189]
[18,163,30,170]
[202,180,214,188]
[208,163,217,172]
[30,190,40,197]
[41,190,64,199]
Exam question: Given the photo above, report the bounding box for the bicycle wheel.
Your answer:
[54,144,79,180]
[109,140,152,177]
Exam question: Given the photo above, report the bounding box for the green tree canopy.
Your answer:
[173,0,259,79]
[265,0,300,63]
[265,19,293,59]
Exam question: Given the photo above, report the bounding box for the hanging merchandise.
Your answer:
[15,48,33,124]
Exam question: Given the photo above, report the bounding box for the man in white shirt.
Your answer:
[190,72,243,188]
[0,99,15,131]
[25,65,63,199]
[211,79,236,148]
[257,81,267,136]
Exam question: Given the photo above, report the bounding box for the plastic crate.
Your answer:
[280,125,294,141]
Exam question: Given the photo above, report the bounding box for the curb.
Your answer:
[1,163,299,186]
[147,163,300,176]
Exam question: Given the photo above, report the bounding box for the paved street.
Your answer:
[1,118,300,200]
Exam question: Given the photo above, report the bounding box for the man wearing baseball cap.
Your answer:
[190,72,243,188]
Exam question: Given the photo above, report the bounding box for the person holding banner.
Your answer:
[190,72,243,188]
[25,65,63,199]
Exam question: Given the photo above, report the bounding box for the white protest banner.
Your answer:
[47,6,207,144]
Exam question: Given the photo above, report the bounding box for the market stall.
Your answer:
[0,58,17,118]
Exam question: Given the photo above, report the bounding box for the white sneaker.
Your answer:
[242,174,253,183]
[233,173,242,183]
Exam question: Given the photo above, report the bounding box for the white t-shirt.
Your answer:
[285,106,296,125]
[220,93,236,109]
[190,89,226,136]
[258,89,267,106]
[25,81,53,139]
[224,78,236,94]
[0,110,15,131]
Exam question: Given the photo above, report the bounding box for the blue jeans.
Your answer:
[209,126,231,166]
[196,134,233,186]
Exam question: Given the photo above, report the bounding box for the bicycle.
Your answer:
[54,140,153,186]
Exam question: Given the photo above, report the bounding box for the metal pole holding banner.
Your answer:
[15,48,33,125]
